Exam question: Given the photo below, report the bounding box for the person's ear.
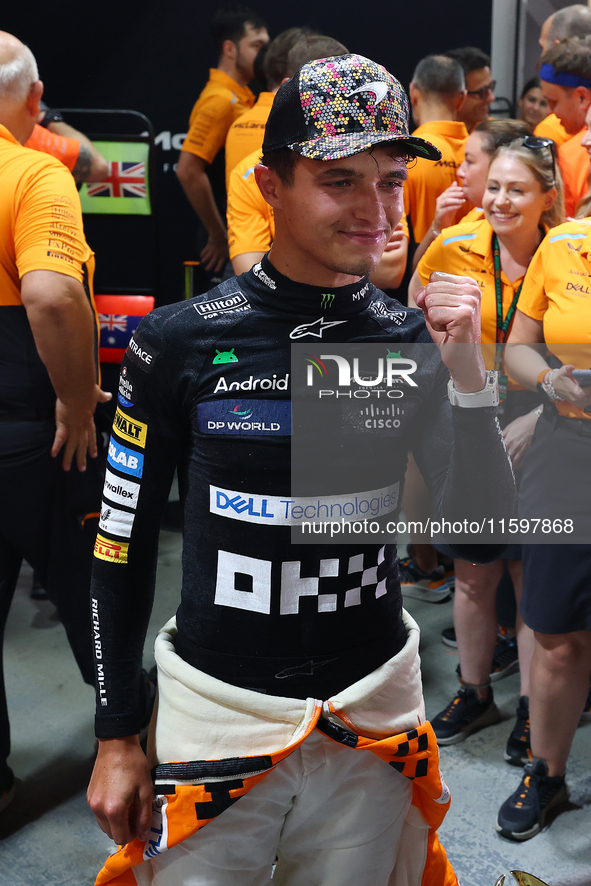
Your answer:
[255,163,282,207]
[27,80,43,118]
[223,38,237,62]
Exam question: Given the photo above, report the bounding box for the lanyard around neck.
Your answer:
[492,233,523,344]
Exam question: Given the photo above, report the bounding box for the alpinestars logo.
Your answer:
[345,81,388,104]
[290,317,348,340]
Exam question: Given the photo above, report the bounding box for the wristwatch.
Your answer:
[447,370,499,408]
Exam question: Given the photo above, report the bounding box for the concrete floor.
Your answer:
[1,533,590,886]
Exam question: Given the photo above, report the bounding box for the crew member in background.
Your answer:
[539,35,591,216]
[403,54,468,246]
[25,101,108,182]
[226,34,350,274]
[0,32,110,813]
[444,46,495,134]
[224,27,316,184]
[536,3,591,147]
[176,5,268,276]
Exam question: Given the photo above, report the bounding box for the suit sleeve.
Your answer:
[91,312,188,738]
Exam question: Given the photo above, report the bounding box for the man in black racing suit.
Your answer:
[88,54,515,886]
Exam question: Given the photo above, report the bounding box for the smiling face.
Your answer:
[257,145,407,286]
[457,131,490,206]
[519,86,549,128]
[483,153,554,240]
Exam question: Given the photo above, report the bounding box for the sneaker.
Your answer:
[399,559,451,604]
[496,757,569,841]
[431,685,501,745]
[504,696,531,766]
[441,626,457,648]
[0,768,18,814]
[580,684,591,723]
[490,629,519,682]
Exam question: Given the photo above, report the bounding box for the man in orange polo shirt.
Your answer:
[177,6,268,275]
[540,35,591,216]
[404,55,468,245]
[0,31,110,812]
[444,46,495,134]
[225,27,318,184]
[536,4,591,147]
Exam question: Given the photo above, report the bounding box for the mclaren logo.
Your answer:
[345,81,389,104]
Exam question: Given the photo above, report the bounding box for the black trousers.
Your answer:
[0,419,102,774]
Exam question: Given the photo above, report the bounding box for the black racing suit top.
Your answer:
[91,255,514,738]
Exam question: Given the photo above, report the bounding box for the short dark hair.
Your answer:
[286,36,349,78]
[444,46,491,74]
[263,27,317,90]
[520,75,541,98]
[548,5,591,43]
[473,118,533,153]
[541,34,591,80]
[261,146,300,186]
[411,55,465,95]
[210,5,267,55]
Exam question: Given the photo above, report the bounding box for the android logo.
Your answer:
[387,349,402,359]
[212,349,239,365]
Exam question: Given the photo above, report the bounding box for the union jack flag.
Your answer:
[87,161,146,198]
[99,313,128,333]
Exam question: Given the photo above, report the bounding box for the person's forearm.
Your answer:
[412,224,439,270]
[48,121,108,182]
[22,272,97,409]
[504,343,549,391]
[177,156,226,239]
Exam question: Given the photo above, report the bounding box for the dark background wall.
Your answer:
[3,0,492,304]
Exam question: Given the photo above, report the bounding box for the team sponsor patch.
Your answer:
[193,291,250,318]
[127,333,158,373]
[252,261,276,290]
[370,303,407,324]
[289,317,348,340]
[113,407,147,448]
[94,533,129,564]
[209,483,399,525]
[197,399,291,435]
[107,437,144,478]
[99,504,135,538]
[103,468,140,508]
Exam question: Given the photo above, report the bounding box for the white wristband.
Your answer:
[447,371,499,408]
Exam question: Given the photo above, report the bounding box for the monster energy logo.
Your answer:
[320,293,335,309]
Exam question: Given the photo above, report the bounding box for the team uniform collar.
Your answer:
[247,253,375,316]
[0,124,20,146]
[209,68,255,104]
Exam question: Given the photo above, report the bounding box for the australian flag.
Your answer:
[98,313,143,351]
[87,161,146,198]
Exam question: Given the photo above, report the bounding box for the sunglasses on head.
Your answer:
[495,134,556,185]
[467,80,496,99]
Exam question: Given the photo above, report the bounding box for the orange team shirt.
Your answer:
[181,69,255,164]
[534,113,570,148]
[403,119,469,243]
[0,124,94,307]
[227,149,410,261]
[24,123,80,172]
[225,91,275,186]
[558,129,590,218]
[417,218,531,389]
[518,219,591,419]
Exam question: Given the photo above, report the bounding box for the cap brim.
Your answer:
[288,131,441,162]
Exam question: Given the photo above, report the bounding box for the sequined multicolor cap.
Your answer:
[262,53,441,161]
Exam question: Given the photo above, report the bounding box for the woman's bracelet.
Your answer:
[539,369,564,402]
